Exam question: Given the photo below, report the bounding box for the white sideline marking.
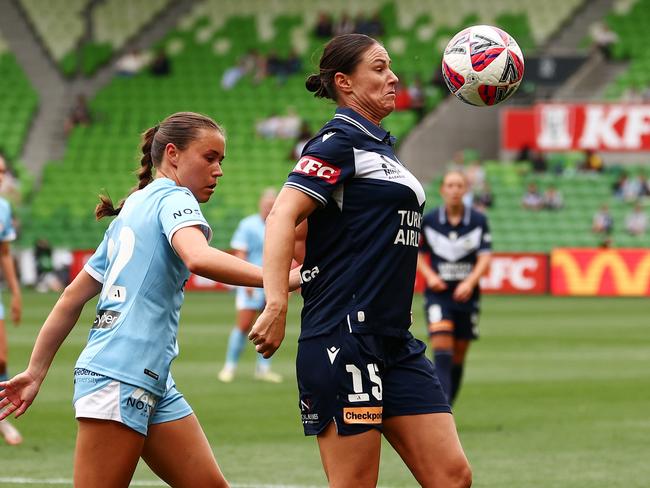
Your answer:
[0,479,324,488]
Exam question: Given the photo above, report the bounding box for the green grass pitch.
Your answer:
[1,291,649,487]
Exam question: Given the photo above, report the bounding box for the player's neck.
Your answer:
[446,204,464,224]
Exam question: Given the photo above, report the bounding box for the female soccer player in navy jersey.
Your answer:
[418,171,492,406]
[0,112,300,488]
[249,34,472,488]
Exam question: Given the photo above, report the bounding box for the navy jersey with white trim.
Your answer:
[286,107,426,339]
[419,206,491,295]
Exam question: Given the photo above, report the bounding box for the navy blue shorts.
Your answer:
[424,291,480,340]
[296,323,450,436]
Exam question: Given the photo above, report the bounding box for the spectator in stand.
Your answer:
[115,48,145,77]
[64,94,92,136]
[522,182,544,210]
[582,149,604,173]
[34,238,64,293]
[149,48,171,77]
[543,185,564,211]
[516,145,547,173]
[621,173,643,202]
[314,12,333,38]
[355,12,384,37]
[625,203,647,236]
[221,50,266,90]
[591,20,619,60]
[394,79,412,111]
[473,182,494,211]
[289,121,312,161]
[612,172,628,199]
[408,76,426,122]
[255,107,302,139]
[638,172,650,198]
[333,12,355,36]
[592,204,613,235]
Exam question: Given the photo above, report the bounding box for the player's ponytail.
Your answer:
[307,33,377,101]
[95,112,223,220]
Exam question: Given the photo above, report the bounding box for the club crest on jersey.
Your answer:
[294,156,341,184]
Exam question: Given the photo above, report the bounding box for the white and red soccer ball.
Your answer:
[442,25,524,107]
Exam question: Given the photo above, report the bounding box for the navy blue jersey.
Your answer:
[419,206,491,298]
[286,107,426,340]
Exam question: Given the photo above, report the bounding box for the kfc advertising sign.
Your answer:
[551,248,650,296]
[480,253,548,294]
[415,253,548,294]
[502,103,650,151]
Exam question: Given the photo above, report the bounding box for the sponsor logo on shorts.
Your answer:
[300,398,319,425]
[126,388,157,415]
[343,407,383,424]
[92,310,121,329]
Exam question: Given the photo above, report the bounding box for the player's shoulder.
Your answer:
[0,196,11,211]
[468,207,489,225]
[239,213,261,228]
[301,119,353,162]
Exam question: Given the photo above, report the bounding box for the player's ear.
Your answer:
[165,143,180,169]
[334,72,353,94]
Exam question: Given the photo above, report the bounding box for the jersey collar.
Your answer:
[438,206,471,226]
[334,107,396,146]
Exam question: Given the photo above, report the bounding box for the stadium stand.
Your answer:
[19,0,169,76]
[0,31,38,181]
[17,0,642,253]
[602,0,650,99]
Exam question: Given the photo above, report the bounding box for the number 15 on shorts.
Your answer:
[346,363,382,402]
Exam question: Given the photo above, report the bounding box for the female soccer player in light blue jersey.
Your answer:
[0,154,22,446]
[0,112,299,488]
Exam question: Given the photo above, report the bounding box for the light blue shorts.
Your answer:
[72,368,193,436]
[235,287,265,311]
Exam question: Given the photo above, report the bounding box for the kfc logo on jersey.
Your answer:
[294,156,341,184]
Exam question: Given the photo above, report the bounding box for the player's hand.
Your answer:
[0,370,41,420]
[427,275,448,292]
[453,280,474,302]
[10,294,21,326]
[248,305,287,358]
[288,266,303,291]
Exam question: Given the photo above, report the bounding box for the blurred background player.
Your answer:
[0,154,22,445]
[249,34,472,488]
[218,188,283,383]
[418,171,492,405]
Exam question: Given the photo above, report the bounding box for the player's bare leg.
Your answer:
[219,309,257,382]
[317,422,381,487]
[384,413,471,488]
[74,418,145,488]
[142,413,228,488]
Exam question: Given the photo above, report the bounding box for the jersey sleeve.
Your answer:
[159,188,212,246]
[285,128,355,206]
[0,201,16,242]
[230,218,249,251]
[479,214,492,254]
[84,228,110,283]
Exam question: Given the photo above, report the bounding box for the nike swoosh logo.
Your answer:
[327,347,340,364]
[322,132,335,142]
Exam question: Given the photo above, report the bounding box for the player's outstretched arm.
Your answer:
[0,270,102,420]
[249,188,317,358]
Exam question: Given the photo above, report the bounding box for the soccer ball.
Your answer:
[442,25,524,107]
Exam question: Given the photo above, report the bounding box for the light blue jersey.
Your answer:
[230,214,265,266]
[231,214,266,310]
[0,197,16,243]
[0,197,16,320]
[77,178,211,396]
